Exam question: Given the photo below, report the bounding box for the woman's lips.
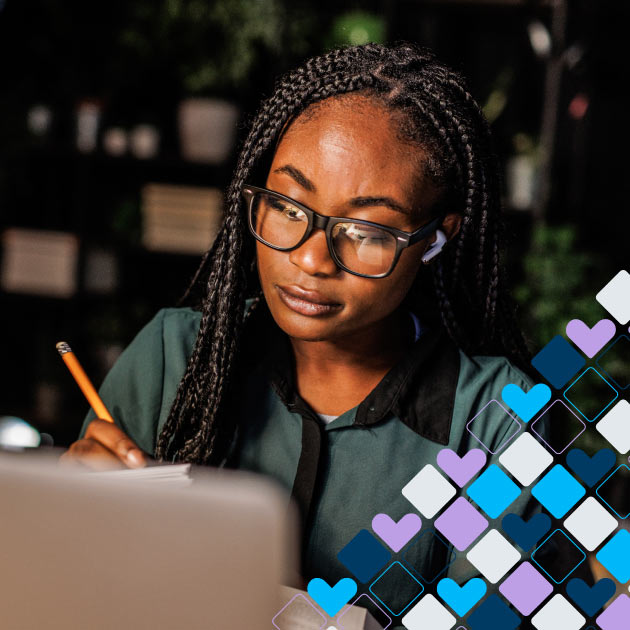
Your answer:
[276,284,342,316]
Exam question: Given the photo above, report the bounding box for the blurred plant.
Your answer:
[118,0,314,96]
[515,223,615,456]
[325,10,386,49]
[514,222,609,348]
[482,66,514,124]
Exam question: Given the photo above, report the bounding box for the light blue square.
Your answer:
[531,464,585,518]
[596,530,630,583]
[466,464,521,518]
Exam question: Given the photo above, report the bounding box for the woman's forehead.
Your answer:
[269,95,434,206]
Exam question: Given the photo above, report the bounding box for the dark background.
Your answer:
[0,0,627,448]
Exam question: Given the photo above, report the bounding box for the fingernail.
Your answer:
[126,449,145,468]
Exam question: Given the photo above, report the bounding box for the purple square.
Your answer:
[434,497,488,551]
[596,594,630,630]
[499,561,553,616]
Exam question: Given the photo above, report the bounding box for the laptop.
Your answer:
[0,450,299,630]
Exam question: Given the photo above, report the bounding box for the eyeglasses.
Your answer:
[241,184,443,279]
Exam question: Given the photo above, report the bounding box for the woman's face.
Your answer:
[256,94,460,342]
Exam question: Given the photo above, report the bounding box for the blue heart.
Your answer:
[566,448,616,487]
[307,577,357,618]
[437,577,487,617]
[502,383,551,422]
[566,578,616,616]
[502,512,551,551]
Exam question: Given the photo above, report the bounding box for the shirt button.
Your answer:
[369,406,375,412]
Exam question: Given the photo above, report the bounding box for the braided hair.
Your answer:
[154,41,530,465]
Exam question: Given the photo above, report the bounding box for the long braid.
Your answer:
[154,41,531,465]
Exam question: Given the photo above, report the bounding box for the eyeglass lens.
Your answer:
[250,191,398,276]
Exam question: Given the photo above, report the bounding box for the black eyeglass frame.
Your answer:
[241,184,444,279]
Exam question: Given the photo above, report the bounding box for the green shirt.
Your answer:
[80,306,544,623]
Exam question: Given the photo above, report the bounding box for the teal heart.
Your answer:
[307,577,357,618]
[502,383,552,422]
[437,577,487,617]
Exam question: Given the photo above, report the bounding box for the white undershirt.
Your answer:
[315,311,423,425]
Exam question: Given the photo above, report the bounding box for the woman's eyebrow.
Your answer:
[274,165,315,191]
[347,196,410,216]
[274,164,411,216]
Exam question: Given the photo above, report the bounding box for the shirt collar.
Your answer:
[253,303,460,446]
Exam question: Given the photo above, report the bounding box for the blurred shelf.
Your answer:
[406,0,555,6]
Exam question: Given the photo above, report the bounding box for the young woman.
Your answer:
[61,42,543,610]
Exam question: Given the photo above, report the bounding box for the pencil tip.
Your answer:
[56,341,72,355]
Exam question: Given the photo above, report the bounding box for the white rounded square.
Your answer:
[401,465,456,518]
[465,529,521,583]
[596,270,630,324]
[596,400,630,454]
[563,497,618,551]
[531,594,585,630]
[401,594,456,630]
[499,432,554,486]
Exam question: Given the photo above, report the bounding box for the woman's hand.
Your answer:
[58,419,147,470]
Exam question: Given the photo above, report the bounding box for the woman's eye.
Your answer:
[345,226,386,243]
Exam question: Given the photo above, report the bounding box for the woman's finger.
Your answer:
[59,438,128,471]
[84,419,146,467]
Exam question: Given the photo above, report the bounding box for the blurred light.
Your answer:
[102,127,128,156]
[568,93,589,120]
[527,21,552,59]
[564,43,585,71]
[349,27,370,46]
[0,417,41,449]
[27,104,52,136]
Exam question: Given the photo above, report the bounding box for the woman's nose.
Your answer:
[288,229,339,277]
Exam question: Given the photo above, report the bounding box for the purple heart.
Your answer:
[436,448,487,488]
[372,513,422,552]
[566,318,616,358]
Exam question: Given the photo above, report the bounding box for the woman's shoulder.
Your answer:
[450,349,537,451]
[457,350,534,392]
[145,298,253,341]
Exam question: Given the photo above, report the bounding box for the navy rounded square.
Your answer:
[337,529,392,583]
[532,335,585,389]
[467,594,521,630]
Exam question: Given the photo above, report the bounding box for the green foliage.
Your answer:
[118,0,315,95]
[514,222,608,348]
[325,10,386,49]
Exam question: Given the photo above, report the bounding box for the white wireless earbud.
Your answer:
[421,229,447,264]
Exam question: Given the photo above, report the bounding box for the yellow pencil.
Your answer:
[56,341,115,424]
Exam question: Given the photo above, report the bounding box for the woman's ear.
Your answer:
[441,212,463,242]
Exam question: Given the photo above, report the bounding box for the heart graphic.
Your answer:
[502,383,552,422]
[437,577,487,617]
[372,513,422,552]
[566,448,616,487]
[307,578,357,618]
[436,448,487,488]
[566,318,616,358]
[566,577,616,616]
[502,512,551,551]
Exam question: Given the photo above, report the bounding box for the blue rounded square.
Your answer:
[596,530,630,583]
[467,464,521,519]
[531,464,585,518]
[531,335,586,389]
[337,529,392,584]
